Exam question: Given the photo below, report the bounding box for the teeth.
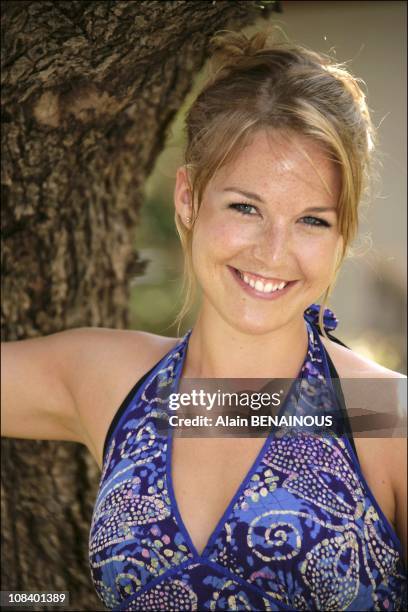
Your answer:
[239,270,288,293]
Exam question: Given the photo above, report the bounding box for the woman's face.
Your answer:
[175,129,343,335]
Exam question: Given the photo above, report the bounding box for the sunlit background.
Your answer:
[129,0,407,374]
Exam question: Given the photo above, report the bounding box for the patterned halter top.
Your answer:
[89,305,407,611]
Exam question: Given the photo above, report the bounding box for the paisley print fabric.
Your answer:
[89,305,407,610]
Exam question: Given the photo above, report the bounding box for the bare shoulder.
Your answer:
[320,335,406,379]
[320,335,406,437]
[62,326,180,468]
[63,325,178,348]
[320,334,406,426]
[61,326,179,396]
[64,325,180,394]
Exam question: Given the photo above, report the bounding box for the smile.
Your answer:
[228,266,298,298]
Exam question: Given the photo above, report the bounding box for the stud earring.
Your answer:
[185,217,191,223]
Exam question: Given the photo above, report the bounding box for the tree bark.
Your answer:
[1,1,280,610]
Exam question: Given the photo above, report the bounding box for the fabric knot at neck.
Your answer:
[304,303,338,332]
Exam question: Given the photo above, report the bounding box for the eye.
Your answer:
[300,216,331,228]
[229,202,259,216]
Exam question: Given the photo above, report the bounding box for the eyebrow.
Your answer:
[222,187,336,213]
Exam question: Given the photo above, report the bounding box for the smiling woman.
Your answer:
[88,29,407,611]
[2,26,406,612]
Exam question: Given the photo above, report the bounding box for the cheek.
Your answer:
[192,215,252,259]
[295,233,341,279]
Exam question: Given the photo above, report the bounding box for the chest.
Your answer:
[171,437,266,555]
[170,435,396,557]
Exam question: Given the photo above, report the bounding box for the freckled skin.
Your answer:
[180,129,343,336]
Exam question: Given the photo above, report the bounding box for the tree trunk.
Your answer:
[1,1,280,610]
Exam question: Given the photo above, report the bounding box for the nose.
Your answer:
[252,219,292,265]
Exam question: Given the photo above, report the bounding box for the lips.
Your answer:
[233,268,292,293]
[230,266,296,294]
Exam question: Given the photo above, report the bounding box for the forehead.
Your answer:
[210,129,340,201]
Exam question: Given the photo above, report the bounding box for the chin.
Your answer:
[222,310,289,337]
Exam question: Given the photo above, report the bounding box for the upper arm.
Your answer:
[1,330,89,444]
[1,326,178,469]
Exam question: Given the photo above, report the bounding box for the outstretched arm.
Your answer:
[1,331,86,443]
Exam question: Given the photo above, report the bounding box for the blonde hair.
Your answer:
[173,27,376,337]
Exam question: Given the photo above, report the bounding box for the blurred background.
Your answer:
[130,0,407,374]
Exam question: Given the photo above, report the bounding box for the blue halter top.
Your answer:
[89,305,407,610]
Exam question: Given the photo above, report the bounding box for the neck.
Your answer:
[182,302,309,379]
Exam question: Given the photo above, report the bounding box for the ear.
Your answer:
[174,166,193,228]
